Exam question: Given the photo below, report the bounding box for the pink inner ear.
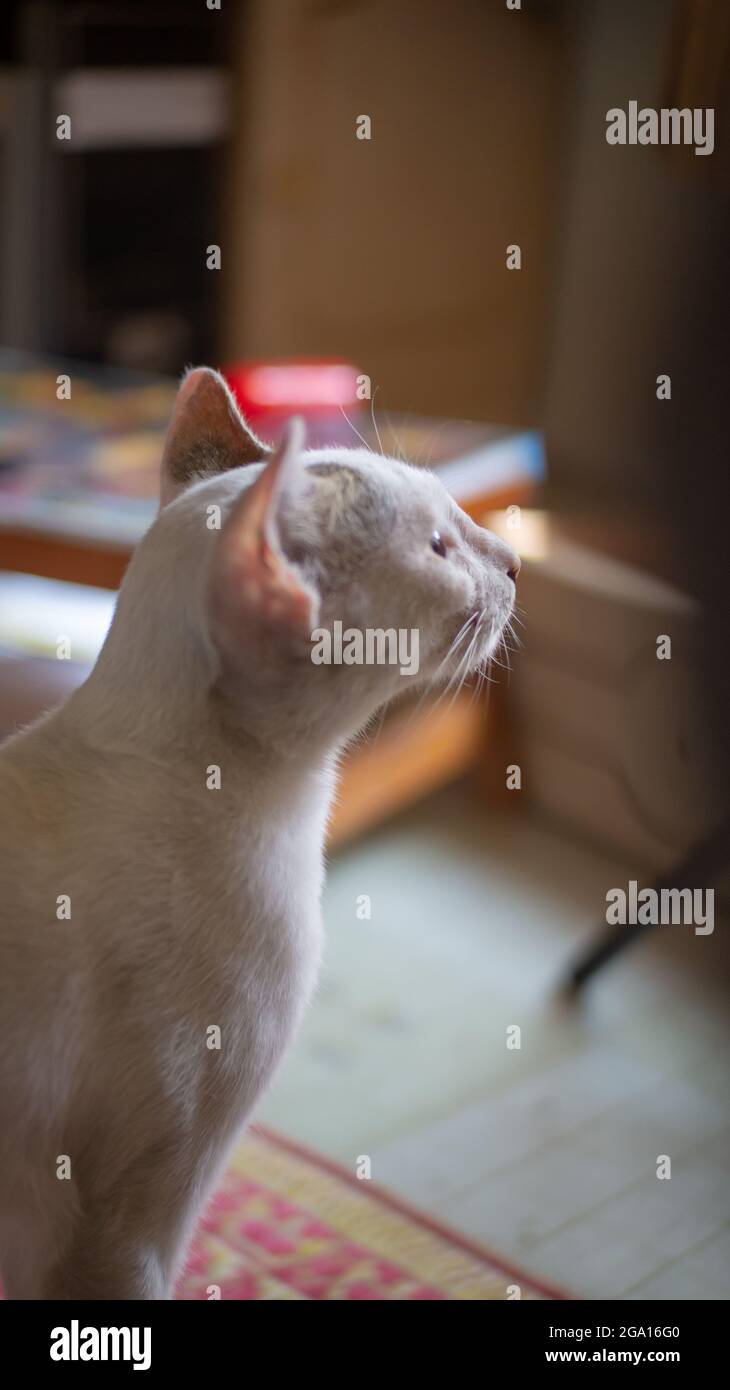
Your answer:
[212,418,318,646]
[160,366,269,509]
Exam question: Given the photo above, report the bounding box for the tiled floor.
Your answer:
[256,785,730,1300]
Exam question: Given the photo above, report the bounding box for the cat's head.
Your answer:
[112,368,519,750]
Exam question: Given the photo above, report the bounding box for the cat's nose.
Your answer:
[494,537,520,583]
[467,514,520,582]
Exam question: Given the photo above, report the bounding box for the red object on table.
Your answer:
[222,358,365,446]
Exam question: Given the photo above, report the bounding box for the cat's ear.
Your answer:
[209,417,318,659]
[159,366,270,509]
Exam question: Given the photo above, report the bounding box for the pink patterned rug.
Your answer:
[175,1127,565,1300]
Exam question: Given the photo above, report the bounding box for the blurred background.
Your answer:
[0,0,729,1299]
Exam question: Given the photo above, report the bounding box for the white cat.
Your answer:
[0,367,518,1298]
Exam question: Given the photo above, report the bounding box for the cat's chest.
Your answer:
[166,799,327,986]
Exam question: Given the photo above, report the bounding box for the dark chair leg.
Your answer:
[561,818,730,993]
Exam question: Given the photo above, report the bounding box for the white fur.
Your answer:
[0,374,518,1298]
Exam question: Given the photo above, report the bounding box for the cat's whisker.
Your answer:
[440,616,481,678]
[405,615,478,727]
[439,613,480,668]
[438,611,486,713]
[490,630,512,677]
[485,609,524,691]
[420,420,448,470]
[501,630,515,677]
[369,386,385,459]
[481,662,496,691]
[410,623,476,723]
[485,650,510,675]
[425,615,479,694]
[384,408,410,464]
[469,659,495,706]
[504,614,523,651]
[338,405,372,453]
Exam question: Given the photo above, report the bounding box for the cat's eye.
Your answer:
[431,530,447,558]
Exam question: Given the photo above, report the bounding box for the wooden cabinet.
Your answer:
[223,0,566,426]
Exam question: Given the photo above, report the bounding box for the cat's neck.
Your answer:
[61,645,342,791]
